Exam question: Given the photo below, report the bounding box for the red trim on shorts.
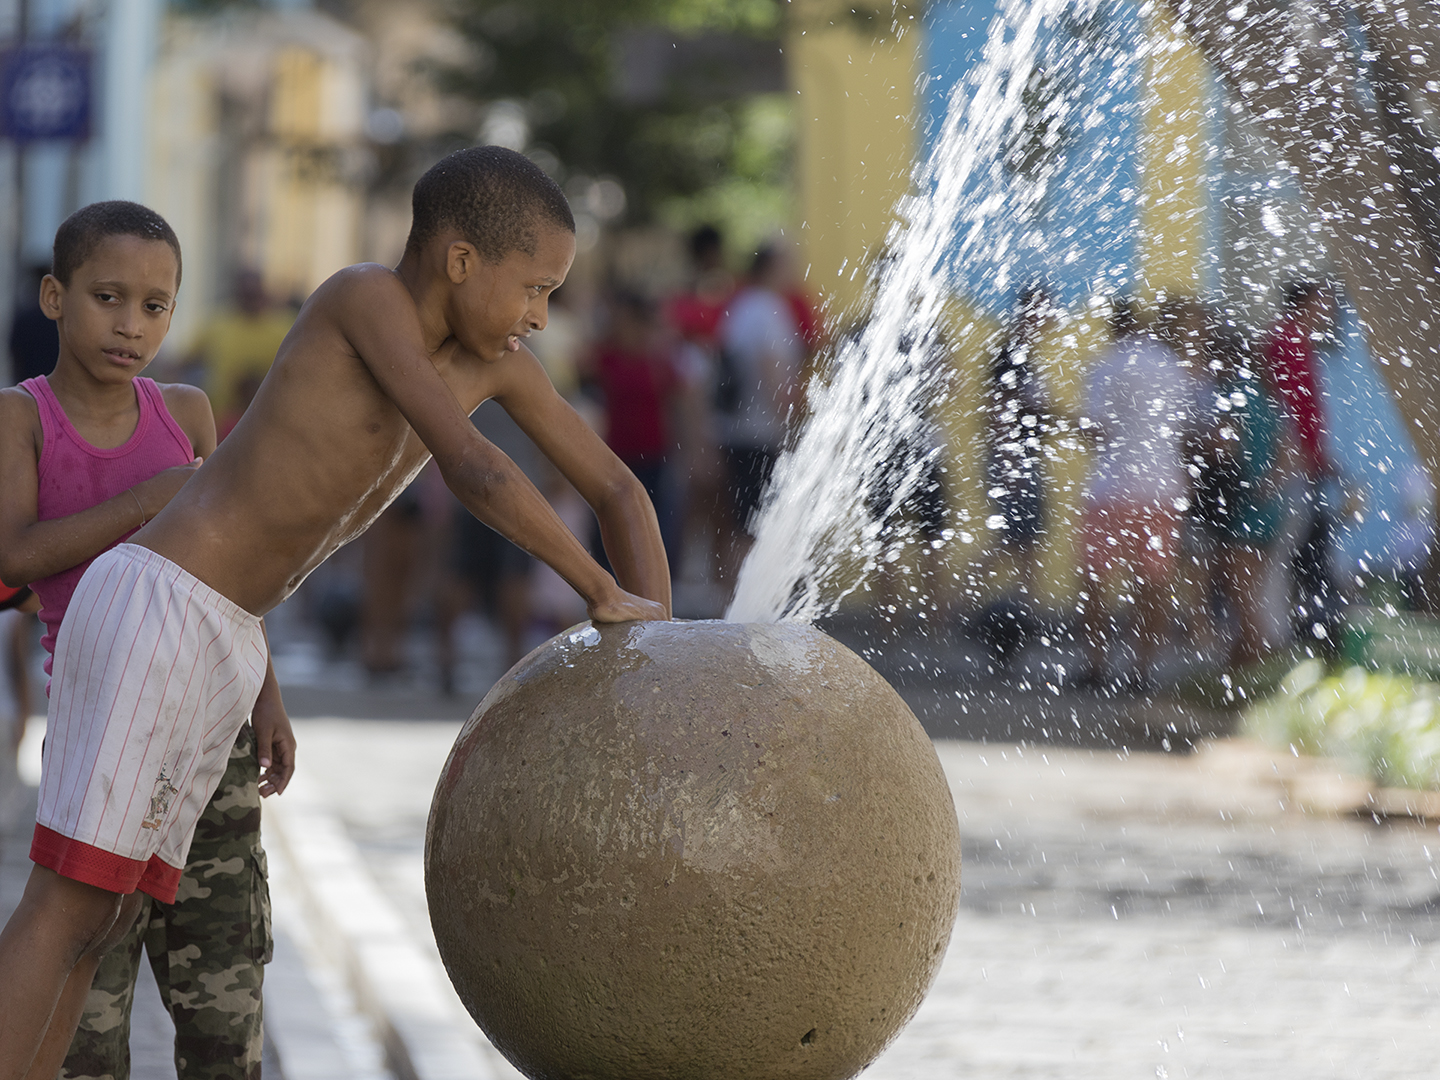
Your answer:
[30,824,183,903]
[136,856,184,902]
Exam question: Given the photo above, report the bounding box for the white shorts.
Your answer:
[32,544,266,902]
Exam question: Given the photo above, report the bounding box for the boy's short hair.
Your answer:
[52,201,182,288]
[406,146,575,264]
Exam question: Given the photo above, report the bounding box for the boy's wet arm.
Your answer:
[498,359,672,615]
[442,437,626,608]
[340,269,495,470]
[0,392,40,585]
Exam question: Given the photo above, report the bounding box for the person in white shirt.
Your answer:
[1077,297,1203,690]
[715,245,805,577]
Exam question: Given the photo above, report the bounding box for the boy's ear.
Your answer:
[38,274,62,321]
[446,241,477,285]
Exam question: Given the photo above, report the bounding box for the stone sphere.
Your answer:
[425,619,961,1080]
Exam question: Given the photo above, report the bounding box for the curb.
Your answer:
[263,776,512,1080]
[1197,737,1440,818]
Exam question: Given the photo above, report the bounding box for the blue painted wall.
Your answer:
[1322,301,1433,577]
[919,0,1428,584]
[920,0,1143,312]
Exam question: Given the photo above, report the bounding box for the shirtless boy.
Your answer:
[0,146,669,1079]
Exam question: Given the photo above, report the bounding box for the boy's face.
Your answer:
[42,235,178,384]
[447,224,575,362]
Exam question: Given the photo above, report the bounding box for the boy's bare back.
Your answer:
[139,223,669,622]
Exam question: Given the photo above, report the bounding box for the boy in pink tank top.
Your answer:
[0,203,293,1078]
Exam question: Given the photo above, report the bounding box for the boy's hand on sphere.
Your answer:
[589,588,669,624]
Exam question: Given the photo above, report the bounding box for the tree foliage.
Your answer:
[441,0,790,226]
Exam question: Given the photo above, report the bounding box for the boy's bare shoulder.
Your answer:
[489,342,558,398]
[0,387,41,461]
[158,382,215,432]
[312,262,413,316]
[297,264,425,366]
[0,385,40,426]
[157,381,211,414]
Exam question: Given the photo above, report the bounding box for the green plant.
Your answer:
[1244,661,1440,791]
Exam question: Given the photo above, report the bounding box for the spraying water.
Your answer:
[727,0,1121,624]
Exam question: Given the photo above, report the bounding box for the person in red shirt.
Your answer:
[1264,279,1342,652]
[589,292,682,564]
[667,225,733,346]
[665,226,736,590]
[1267,281,1332,479]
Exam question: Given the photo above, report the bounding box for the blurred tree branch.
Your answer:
[440,0,790,223]
[439,0,923,229]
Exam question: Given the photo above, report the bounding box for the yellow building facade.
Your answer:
[148,10,369,351]
[787,1,1216,612]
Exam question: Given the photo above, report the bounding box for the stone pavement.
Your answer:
[872,742,1440,1078]
[0,737,389,1080]
[284,718,1440,1079]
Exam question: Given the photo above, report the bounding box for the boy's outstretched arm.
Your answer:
[0,390,201,587]
[496,348,672,616]
[339,270,665,623]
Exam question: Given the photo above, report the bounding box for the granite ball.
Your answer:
[425,619,961,1080]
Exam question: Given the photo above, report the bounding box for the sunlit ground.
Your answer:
[263,720,1438,1079]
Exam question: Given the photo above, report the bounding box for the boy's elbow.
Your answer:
[597,468,647,516]
[443,456,510,514]
[0,557,29,590]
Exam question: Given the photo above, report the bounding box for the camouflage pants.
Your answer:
[61,723,272,1080]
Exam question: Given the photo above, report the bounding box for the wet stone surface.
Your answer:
[426,620,961,1080]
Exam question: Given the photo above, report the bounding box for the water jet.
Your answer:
[425,619,961,1080]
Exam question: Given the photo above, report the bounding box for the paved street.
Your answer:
[287,718,1440,1079]
[0,740,381,1080]
[874,743,1440,1078]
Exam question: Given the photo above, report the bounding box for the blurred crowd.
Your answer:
[984,281,1433,690]
[5,227,1432,700]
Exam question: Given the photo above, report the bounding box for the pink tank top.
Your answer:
[21,375,194,673]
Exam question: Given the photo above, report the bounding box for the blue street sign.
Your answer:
[0,44,91,142]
